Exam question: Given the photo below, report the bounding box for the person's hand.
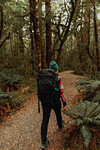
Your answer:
[63,106,67,112]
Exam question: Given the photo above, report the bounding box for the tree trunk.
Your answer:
[39,1,47,69]
[56,0,79,63]
[93,0,100,71]
[29,0,42,71]
[45,0,52,66]
[18,31,24,56]
[29,11,34,75]
[81,0,90,71]
[0,5,3,40]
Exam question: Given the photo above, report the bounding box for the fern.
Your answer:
[75,78,100,103]
[64,101,100,147]
[78,100,89,117]
[0,71,23,92]
[92,91,100,103]
[84,101,98,118]
[89,104,100,118]
[0,90,23,111]
[0,90,13,100]
[0,71,23,86]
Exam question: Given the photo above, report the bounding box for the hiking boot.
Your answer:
[58,120,64,131]
[41,139,49,149]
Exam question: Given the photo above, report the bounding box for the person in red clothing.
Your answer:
[40,61,67,149]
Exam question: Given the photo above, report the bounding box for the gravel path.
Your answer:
[0,71,81,150]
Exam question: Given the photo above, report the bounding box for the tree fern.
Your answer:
[0,71,23,92]
[0,72,23,85]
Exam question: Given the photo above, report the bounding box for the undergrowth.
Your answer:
[0,77,37,123]
[64,74,100,150]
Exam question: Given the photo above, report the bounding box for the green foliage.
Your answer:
[80,125,91,148]
[64,101,100,147]
[0,70,23,87]
[75,78,100,103]
[0,89,12,100]
[0,89,24,115]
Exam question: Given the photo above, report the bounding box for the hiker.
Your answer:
[37,61,67,149]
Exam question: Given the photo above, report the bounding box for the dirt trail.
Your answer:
[0,71,81,150]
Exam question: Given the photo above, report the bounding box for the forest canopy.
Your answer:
[0,0,100,76]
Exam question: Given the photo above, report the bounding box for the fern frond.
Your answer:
[75,79,90,87]
[0,92,12,100]
[78,100,87,117]
[80,125,91,148]
[91,80,100,90]
[93,120,100,125]
[89,104,100,118]
[93,114,100,120]
[64,109,80,119]
[84,101,98,117]
[77,84,90,92]
[75,119,83,126]
[83,117,93,123]
[0,72,23,86]
[92,92,100,102]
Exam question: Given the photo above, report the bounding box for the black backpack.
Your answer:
[37,69,60,104]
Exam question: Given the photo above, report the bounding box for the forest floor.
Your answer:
[0,71,81,150]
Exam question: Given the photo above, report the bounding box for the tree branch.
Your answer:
[0,32,10,49]
[56,0,79,62]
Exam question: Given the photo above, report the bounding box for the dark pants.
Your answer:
[41,101,62,142]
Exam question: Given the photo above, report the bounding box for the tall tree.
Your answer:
[0,5,3,40]
[92,0,100,71]
[0,3,10,49]
[81,0,90,71]
[29,0,42,71]
[45,0,52,66]
[29,5,34,75]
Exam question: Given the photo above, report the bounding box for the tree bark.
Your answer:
[45,0,52,66]
[81,0,91,71]
[29,11,34,75]
[39,1,47,69]
[29,0,42,71]
[93,0,100,71]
